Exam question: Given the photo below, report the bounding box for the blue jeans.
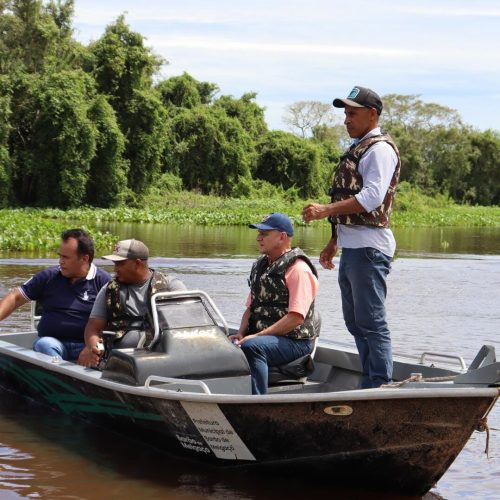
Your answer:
[33,337,84,361]
[338,247,393,388]
[241,336,314,395]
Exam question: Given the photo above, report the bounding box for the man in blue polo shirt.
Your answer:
[0,229,111,360]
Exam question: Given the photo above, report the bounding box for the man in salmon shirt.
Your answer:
[229,213,319,394]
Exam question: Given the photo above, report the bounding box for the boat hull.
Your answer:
[0,351,496,496]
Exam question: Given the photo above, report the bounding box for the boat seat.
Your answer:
[268,337,318,386]
[102,291,251,386]
[30,300,43,330]
[268,311,321,387]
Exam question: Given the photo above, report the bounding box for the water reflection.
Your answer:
[93,223,500,259]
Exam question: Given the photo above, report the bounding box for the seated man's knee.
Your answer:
[33,336,65,358]
[241,337,267,358]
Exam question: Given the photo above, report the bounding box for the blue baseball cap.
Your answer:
[249,212,294,236]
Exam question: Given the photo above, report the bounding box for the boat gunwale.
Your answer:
[1,333,498,405]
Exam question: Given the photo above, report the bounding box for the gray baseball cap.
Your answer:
[102,239,149,261]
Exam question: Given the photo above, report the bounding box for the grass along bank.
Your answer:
[0,184,498,251]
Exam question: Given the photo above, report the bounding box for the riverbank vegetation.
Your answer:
[1,183,499,251]
[1,0,499,214]
[0,1,499,251]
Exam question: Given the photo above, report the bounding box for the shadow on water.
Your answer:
[0,390,444,500]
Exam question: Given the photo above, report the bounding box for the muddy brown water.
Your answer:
[0,224,499,499]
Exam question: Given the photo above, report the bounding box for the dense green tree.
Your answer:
[87,16,168,196]
[466,130,500,205]
[0,76,11,206]
[386,125,433,189]
[87,15,164,123]
[312,123,350,150]
[1,3,498,208]
[213,92,267,140]
[86,95,128,207]
[0,0,84,75]
[311,138,342,194]
[169,106,254,195]
[124,89,169,195]
[423,127,477,202]
[254,131,323,198]
[380,94,472,198]
[157,72,218,109]
[9,70,96,207]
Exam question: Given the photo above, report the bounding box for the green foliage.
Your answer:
[148,172,183,194]
[0,5,498,211]
[9,70,97,207]
[311,135,342,195]
[423,127,477,202]
[0,0,82,75]
[0,76,11,206]
[231,176,300,202]
[86,95,128,207]
[394,181,453,211]
[466,130,500,205]
[87,15,164,120]
[381,94,499,206]
[254,131,323,198]
[0,208,114,251]
[125,89,169,195]
[213,92,267,139]
[169,106,254,195]
[156,72,218,109]
[87,17,168,197]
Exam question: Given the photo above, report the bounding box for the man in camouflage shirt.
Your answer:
[303,86,401,389]
[230,213,319,394]
[78,239,186,368]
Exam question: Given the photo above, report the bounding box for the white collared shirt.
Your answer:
[337,127,398,257]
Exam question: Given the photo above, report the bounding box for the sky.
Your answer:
[72,0,500,132]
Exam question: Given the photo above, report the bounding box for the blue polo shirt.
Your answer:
[20,264,111,341]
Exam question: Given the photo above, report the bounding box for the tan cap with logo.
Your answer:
[102,239,149,261]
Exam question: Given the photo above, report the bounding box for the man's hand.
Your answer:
[77,345,102,368]
[228,332,244,346]
[319,238,338,270]
[302,203,330,222]
[237,333,258,345]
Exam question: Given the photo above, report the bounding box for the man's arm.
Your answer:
[303,142,397,222]
[0,289,29,322]
[242,312,304,341]
[319,237,338,270]
[302,197,365,222]
[229,307,251,341]
[77,318,107,367]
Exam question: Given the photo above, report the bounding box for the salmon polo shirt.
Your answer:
[19,264,111,341]
[246,259,318,319]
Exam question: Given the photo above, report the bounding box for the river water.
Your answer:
[0,224,499,499]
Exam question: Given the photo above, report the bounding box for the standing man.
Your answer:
[303,86,401,388]
[0,229,111,360]
[78,239,186,367]
[229,213,319,394]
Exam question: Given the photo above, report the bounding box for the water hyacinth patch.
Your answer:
[0,209,115,251]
